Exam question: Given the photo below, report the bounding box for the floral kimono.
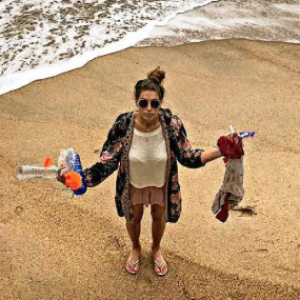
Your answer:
[83,108,205,223]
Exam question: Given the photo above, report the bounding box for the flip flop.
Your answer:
[125,257,140,275]
[154,259,168,276]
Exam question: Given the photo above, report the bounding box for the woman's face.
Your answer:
[136,90,161,124]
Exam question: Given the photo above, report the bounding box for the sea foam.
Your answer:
[0,0,222,96]
[138,0,300,47]
[1,0,299,96]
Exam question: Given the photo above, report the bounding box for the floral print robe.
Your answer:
[83,108,205,223]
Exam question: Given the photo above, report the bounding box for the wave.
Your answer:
[137,0,300,47]
[0,0,223,96]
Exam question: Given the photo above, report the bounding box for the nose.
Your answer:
[146,102,153,111]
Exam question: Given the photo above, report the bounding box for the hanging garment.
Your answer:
[212,157,244,222]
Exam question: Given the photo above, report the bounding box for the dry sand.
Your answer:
[0,39,300,299]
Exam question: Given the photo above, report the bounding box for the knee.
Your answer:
[151,205,165,223]
[151,213,163,223]
[132,215,143,224]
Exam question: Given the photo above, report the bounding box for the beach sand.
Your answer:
[0,39,300,299]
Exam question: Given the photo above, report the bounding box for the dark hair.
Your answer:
[134,67,166,101]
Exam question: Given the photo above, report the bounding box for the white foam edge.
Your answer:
[138,35,300,49]
[273,3,300,13]
[0,0,16,10]
[0,0,222,96]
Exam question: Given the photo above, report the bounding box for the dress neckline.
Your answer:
[134,126,162,137]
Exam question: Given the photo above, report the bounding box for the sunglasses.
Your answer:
[138,99,161,109]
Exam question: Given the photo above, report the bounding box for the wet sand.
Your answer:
[0,39,300,299]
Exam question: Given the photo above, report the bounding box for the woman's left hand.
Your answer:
[217,132,244,159]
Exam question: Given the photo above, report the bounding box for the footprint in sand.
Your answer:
[15,205,24,216]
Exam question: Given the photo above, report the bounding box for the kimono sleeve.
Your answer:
[174,117,205,168]
[83,116,123,187]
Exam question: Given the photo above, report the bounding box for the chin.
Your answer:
[144,114,155,119]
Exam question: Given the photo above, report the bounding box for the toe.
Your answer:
[126,258,140,274]
[154,260,168,276]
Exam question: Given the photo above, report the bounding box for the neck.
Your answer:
[135,112,160,131]
[140,116,159,127]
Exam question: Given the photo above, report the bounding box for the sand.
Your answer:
[0,39,300,299]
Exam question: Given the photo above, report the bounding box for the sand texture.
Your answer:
[0,39,300,299]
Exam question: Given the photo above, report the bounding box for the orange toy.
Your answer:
[64,171,82,191]
[43,157,82,191]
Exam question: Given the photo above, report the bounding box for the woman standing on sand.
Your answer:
[58,67,242,276]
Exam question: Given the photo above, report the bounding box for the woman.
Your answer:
[58,67,243,276]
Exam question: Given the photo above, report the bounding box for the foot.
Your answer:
[125,245,141,275]
[152,246,168,276]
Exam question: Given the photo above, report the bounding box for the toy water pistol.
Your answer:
[17,148,86,196]
[229,125,255,139]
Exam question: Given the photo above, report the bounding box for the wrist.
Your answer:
[201,147,222,164]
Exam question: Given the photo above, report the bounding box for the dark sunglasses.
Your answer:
[138,99,161,109]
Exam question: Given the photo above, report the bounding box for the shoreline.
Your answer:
[2,0,300,97]
[1,39,300,299]
[2,36,300,97]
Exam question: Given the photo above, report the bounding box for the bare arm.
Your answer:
[200,147,222,165]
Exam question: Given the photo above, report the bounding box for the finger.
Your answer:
[58,168,67,177]
[58,162,67,169]
[62,169,68,176]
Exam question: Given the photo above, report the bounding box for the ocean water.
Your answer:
[138,0,300,46]
[0,0,299,96]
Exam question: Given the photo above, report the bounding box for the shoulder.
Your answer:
[114,111,133,123]
[113,111,134,127]
[160,108,183,129]
[108,111,135,138]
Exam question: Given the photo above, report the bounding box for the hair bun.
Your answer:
[147,67,165,84]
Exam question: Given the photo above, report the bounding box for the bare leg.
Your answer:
[151,204,168,274]
[125,204,144,273]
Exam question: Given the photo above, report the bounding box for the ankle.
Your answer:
[132,242,141,251]
[151,244,160,253]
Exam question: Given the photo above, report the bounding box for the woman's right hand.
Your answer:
[56,162,68,184]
